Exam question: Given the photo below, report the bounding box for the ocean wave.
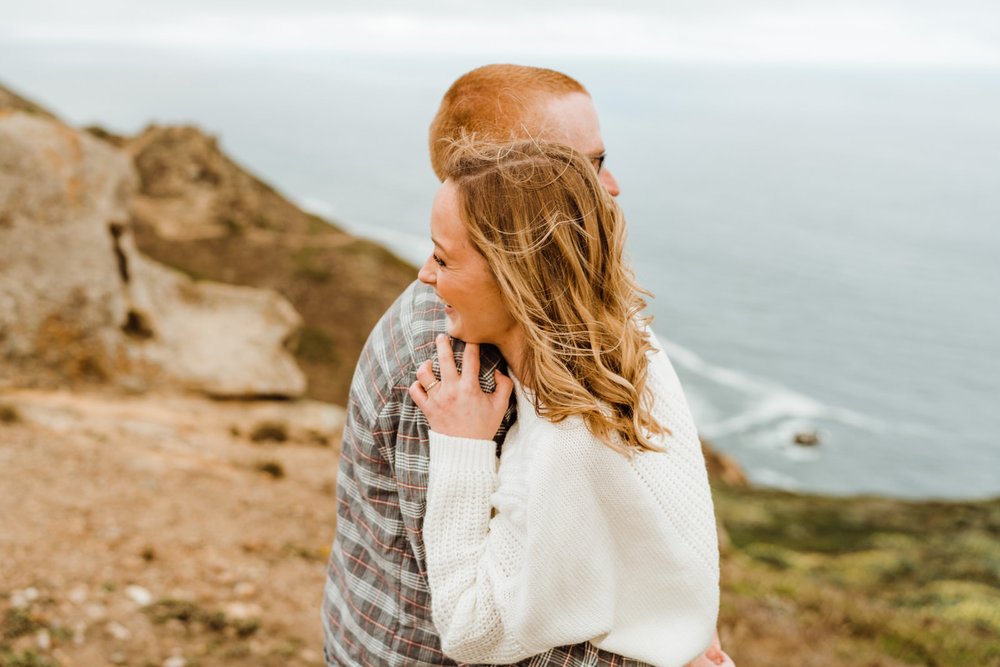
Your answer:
[655,332,884,440]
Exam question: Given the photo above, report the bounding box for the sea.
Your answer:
[3,45,998,500]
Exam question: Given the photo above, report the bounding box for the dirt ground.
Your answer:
[4,389,995,667]
[0,389,345,667]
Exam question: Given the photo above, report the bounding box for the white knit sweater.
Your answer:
[424,340,720,666]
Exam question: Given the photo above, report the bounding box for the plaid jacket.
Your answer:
[322,280,649,667]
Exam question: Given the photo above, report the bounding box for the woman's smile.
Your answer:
[417,180,520,351]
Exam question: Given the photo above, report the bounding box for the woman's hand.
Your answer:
[408,335,514,440]
[684,629,735,667]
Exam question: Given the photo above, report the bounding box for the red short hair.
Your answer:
[428,64,588,181]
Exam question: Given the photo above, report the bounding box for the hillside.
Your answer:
[121,124,416,404]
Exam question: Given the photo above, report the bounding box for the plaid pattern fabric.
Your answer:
[322,280,650,667]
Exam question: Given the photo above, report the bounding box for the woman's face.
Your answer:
[417,180,520,347]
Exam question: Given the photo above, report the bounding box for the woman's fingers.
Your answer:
[415,359,437,392]
[492,369,514,405]
[408,379,428,409]
[462,342,480,386]
[413,337,512,439]
[435,334,459,381]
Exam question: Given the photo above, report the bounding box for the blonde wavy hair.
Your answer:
[444,139,669,454]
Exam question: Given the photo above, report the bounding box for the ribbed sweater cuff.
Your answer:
[429,431,497,471]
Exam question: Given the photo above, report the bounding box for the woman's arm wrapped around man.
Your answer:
[422,342,720,667]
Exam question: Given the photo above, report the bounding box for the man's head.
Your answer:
[428,64,620,196]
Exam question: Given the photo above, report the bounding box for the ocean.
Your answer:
[3,45,998,499]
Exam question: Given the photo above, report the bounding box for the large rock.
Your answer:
[0,110,305,397]
[0,84,60,122]
[702,438,749,487]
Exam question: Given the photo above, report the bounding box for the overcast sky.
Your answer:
[3,0,1000,66]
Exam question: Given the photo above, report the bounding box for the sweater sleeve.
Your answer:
[425,429,618,664]
[424,431,537,663]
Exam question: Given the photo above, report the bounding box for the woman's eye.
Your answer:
[433,254,445,267]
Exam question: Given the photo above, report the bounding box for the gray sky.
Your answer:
[4,0,1000,66]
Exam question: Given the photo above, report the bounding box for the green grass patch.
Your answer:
[292,247,331,283]
[0,650,60,667]
[145,599,259,638]
[295,327,337,365]
[1,609,39,641]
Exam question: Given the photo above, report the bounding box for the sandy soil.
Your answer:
[0,389,345,667]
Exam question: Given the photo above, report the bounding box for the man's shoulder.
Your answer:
[391,279,445,337]
[355,279,444,390]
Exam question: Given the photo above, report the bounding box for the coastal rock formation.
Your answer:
[126,124,312,240]
[0,81,420,404]
[121,124,418,404]
[794,430,820,446]
[0,84,60,122]
[0,108,305,397]
[701,438,749,487]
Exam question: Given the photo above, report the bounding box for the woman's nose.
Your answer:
[417,256,437,285]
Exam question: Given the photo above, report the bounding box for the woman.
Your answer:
[408,139,731,667]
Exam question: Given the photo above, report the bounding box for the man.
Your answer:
[322,64,730,667]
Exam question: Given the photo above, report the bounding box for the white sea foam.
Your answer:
[654,332,884,443]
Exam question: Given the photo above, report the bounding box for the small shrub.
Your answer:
[147,599,199,624]
[281,542,325,562]
[305,429,330,447]
[254,460,285,479]
[219,217,243,236]
[249,421,288,443]
[743,543,792,570]
[144,599,258,637]
[1,608,39,641]
[305,214,336,235]
[233,618,260,638]
[293,247,331,282]
[0,650,60,667]
[295,327,337,365]
[0,404,22,424]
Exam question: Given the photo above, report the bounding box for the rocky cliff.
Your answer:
[0,101,304,398]
[0,84,416,403]
[121,124,416,404]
